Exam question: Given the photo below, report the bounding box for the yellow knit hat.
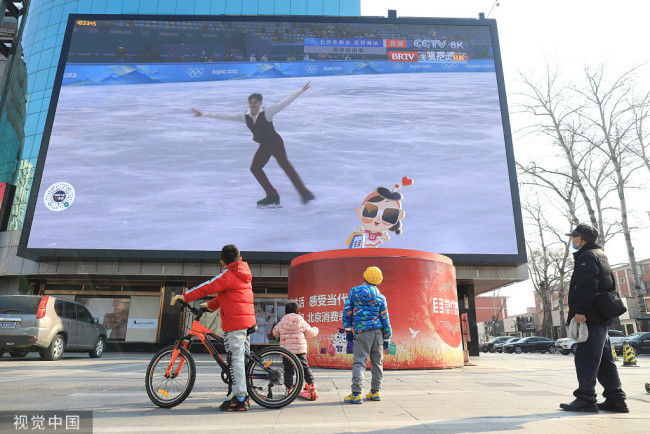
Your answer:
[363,266,383,285]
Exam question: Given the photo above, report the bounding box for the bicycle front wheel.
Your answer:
[247,346,304,409]
[145,345,196,408]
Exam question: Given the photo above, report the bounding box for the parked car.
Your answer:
[557,330,627,355]
[0,295,106,360]
[623,332,650,355]
[555,337,577,355]
[480,336,512,353]
[494,337,520,353]
[504,336,556,354]
[607,329,627,354]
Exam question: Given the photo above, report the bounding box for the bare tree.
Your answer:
[523,201,562,338]
[628,92,650,174]
[575,66,649,328]
[518,66,602,239]
[545,222,575,338]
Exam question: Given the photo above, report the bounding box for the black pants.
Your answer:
[283,353,314,388]
[573,324,625,403]
[250,136,309,197]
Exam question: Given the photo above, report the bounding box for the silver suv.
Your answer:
[0,295,107,360]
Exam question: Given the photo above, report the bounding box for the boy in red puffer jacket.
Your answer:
[273,302,319,400]
[171,244,255,412]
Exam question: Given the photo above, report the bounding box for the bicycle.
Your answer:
[145,299,304,409]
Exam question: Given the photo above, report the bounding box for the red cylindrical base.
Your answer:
[288,249,463,369]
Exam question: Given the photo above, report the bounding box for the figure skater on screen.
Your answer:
[345,177,412,249]
[191,82,314,208]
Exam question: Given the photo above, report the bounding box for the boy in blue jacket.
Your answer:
[342,266,392,404]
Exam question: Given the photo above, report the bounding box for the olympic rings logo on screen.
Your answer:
[442,63,457,71]
[392,63,404,70]
[305,65,318,74]
[186,67,205,79]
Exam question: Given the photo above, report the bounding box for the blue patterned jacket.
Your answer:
[342,283,392,340]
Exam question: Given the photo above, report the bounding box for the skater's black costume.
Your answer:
[201,87,314,206]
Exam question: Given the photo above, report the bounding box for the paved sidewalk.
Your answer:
[0,352,648,433]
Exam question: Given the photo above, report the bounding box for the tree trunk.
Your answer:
[540,284,554,338]
[614,170,648,330]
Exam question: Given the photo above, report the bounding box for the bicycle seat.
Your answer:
[247,325,258,335]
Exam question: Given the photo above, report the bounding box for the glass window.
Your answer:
[37,48,53,70]
[249,298,291,344]
[139,0,159,13]
[193,0,210,14]
[75,0,94,13]
[122,0,140,13]
[307,0,324,15]
[48,5,64,26]
[90,0,108,13]
[36,110,48,135]
[323,0,339,15]
[210,0,226,14]
[0,295,42,314]
[340,0,360,16]
[241,0,257,14]
[76,305,94,323]
[176,0,196,14]
[156,1,176,13]
[274,0,290,14]
[54,300,77,319]
[290,0,307,14]
[107,0,123,13]
[257,0,273,14]
[46,66,58,88]
[32,69,49,91]
[224,0,242,14]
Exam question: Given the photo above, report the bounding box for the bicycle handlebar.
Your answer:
[176,298,211,321]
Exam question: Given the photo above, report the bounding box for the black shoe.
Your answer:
[257,193,280,207]
[219,396,250,412]
[300,190,315,205]
[597,399,629,413]
[559,399,598,412]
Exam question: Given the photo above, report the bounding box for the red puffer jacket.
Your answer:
[183,261,256,332]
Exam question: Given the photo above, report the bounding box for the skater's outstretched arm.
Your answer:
[191,108,244,122]
[264,82,310,120]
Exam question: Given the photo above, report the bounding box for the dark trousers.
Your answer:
[573,324,625,403]
[250,136,309,197]
[283,353,314,388]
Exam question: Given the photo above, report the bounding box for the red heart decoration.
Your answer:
[395,184,400,189]
[402,176,413,186]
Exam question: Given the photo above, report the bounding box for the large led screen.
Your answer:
[20,15,524,262]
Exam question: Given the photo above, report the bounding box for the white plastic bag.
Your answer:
[569,318,589,343]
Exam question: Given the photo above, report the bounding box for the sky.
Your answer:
[361,0,650,315]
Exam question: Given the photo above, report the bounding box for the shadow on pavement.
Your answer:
[363,412,593,433]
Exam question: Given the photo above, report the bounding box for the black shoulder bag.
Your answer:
[595,272,627,319]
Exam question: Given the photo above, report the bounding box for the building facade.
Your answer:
[0,0,528,355]
[475,295,508,323]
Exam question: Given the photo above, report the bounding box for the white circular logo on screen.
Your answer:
[186,67,204,78]
[44,182,75,212]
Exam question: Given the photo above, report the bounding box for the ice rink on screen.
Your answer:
[28,72,518,255]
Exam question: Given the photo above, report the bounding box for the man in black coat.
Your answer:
[560,223,628,413]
